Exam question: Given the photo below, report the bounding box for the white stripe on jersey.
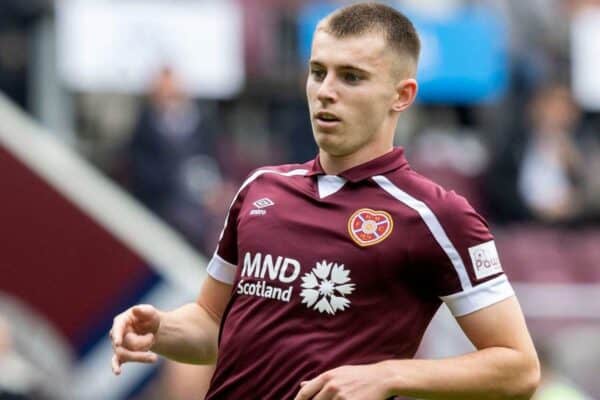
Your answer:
[373,175,515,316]
[209,168,309,282]
[372,175,473,290]
[218,168,309,242]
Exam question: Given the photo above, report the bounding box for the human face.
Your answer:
[307,30,402,159]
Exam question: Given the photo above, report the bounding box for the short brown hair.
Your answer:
[320,2,420,71]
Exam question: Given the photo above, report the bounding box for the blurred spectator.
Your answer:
[517,83,584,223]
[0,0,51,110]
[579,125,600,220]
[269,96,317,164]
[486,83,586,224]
[407,107,490,214]
[128,67,223,253]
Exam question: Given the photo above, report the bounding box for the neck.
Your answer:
[319,142,394,175]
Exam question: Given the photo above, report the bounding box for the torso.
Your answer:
[205,148,510,399]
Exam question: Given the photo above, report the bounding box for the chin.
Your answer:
[315,139,351,157]
[314,133,335,149]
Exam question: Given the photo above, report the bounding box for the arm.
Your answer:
[111,276,231,374]
[296,296,540,400]
[139,171,246,369]
[382,296,540,399]
[151,276,231,364]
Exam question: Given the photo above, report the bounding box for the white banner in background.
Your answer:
[56,0,244,98]
[572,7,600,110]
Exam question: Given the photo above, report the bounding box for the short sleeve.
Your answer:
[412,192,514,317]
[206,173,255,284]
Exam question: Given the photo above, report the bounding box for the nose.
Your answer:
[316,74,338,105]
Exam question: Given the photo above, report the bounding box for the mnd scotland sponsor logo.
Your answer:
[236,253,356,313]
[237,252,300,302]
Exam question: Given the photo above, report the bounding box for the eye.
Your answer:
[343,72,362,84]
[310,68,326,81]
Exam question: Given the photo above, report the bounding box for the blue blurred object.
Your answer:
[410,5,508,104]
[297,2,509,104]
[297,1,338,65]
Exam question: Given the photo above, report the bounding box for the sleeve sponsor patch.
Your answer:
[468,240,503,280]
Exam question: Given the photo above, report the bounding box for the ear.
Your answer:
[392,78,418,113]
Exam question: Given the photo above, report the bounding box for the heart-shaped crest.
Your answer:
[347,208,393,247]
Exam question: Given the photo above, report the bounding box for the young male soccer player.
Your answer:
[110,3,540,399]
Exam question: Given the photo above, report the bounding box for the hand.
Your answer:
[110,304,161,375]
[294,362,394,400]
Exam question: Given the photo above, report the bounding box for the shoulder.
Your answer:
[376,169,488,231]
[241,161,312,188]
[252,161,312,177]
[232,161,312,202]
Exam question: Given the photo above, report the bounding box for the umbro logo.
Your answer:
[253,198,274,208]
[250,198,274,216]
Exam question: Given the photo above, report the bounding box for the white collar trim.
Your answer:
[317,175,347,199]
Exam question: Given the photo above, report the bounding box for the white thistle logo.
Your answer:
[300,260,355,315]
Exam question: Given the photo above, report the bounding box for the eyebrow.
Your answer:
[309,61,370,74]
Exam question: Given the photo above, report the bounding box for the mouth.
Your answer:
[315,111,341,122]
[314,111,341,130]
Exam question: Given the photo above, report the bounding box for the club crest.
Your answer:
[347,208,393,247]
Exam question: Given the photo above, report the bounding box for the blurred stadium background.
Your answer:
[0,0,599,399]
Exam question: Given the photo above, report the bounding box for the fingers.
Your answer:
[111,305,157,347]
[312,385,338,400]
[295,375,325,400]
[111,348,157,376]
[110,312,129,376]
[114,346,158,366]
[131,304,156,321]
[112,354,121,375]
[122,332,155,351]
[110,314,129,347]
[110,305,160,376]
[131,305,160,334]
[111,331,157,376]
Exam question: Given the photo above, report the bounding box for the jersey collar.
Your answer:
[307,147,410,183]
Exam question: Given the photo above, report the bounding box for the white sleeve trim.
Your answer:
[440,275,514,317]
[207,253,237,284]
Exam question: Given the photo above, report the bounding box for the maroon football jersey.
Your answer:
[205,148,513,399]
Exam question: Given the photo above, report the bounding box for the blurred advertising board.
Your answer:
[56,0,244,98]
[0,94,205,399]
[571,7,600,111]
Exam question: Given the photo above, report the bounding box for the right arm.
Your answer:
[110,276,232,374]
[112,170,251,375]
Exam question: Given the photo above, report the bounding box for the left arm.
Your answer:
[295,296,540,400]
